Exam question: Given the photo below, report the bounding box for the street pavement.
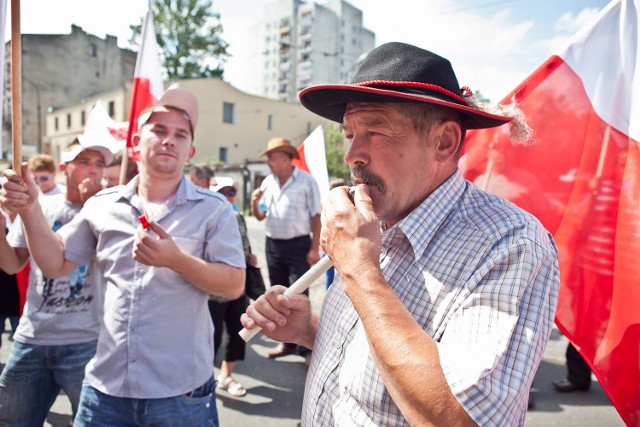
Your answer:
[0,215,625,426]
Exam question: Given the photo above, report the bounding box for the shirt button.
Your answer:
[333,340,341,349]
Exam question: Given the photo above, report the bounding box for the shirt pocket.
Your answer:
[173,236,204,258]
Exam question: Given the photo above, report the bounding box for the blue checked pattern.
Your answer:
[303,170,559,426]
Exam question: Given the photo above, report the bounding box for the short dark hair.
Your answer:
[191,164,215,182]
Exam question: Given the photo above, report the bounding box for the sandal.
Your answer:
[217,375,247,397]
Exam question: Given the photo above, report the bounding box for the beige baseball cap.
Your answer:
[138,88,199,136]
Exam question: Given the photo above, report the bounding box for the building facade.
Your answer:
[253,0,375,103]
[46,77,334,167]
[2,25,136,159]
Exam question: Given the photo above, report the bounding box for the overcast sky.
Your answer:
[5,0,611,101]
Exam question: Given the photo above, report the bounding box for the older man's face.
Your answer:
[342,102,445,224]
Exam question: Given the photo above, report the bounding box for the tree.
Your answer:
[325,124,350,182]
[129,0,230,79]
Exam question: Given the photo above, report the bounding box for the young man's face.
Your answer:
[103,164,122,188]
[32,170,56,193]
[135,108,195,178]
[64,149,106,190]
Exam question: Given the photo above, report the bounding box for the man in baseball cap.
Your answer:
[1,86,244,427]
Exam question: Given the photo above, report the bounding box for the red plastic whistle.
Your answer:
[138,215,150,230]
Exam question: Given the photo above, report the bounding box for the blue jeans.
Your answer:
[0,340,97,426]
[74,375,219,427]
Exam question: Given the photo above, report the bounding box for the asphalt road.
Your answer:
[0,215,625,426]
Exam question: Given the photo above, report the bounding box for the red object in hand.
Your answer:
[138,215,150,230]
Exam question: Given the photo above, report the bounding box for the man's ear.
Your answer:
[434,121,462,162]
[132,134,141,150]
[188,146,196,162]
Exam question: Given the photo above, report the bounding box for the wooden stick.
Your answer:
[239,256,333,342]
[10,0,21,174]
[118,146,128,185]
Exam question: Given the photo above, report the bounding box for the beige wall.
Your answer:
[43,78,334,169]
[46,87,130,166]
[177,78,333,165]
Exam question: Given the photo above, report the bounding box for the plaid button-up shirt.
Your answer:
[303,170,559,426]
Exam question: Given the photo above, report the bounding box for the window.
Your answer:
[67,114,71,129]
[54,117,59,131]
[90,43,97,57]
[219,147,228,163]
[223,102,235,124]
[267,114,273,130]
[108,101,115,118]
[81,110,86,126]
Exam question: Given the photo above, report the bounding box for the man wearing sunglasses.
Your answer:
[27,154,65,196]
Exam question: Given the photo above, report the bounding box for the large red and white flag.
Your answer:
[460,1,639,424]
[292,125,330,200]
[0,0,7,158]
[126,10,164,149]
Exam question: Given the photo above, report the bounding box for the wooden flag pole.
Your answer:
[10,0,21,174]
[118,146,128,185]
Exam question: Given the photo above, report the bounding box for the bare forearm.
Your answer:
[169,251,245,299]
[344,270,476,427]
[0,241,27,274]
[251,203,266,220]
[310,214,321,251]
[20,202,77,278]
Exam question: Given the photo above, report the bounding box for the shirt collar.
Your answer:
[383,169,467,262]
[119,175,205,207]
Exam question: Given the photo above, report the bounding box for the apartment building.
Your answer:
[253,0,375,103]
[2,25,136,159]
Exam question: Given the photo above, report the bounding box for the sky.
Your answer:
[4,0,612,102]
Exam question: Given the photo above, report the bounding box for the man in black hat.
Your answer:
[241,42,559,426]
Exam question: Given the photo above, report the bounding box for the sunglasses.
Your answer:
[34,175,50,182]
[220,188,236,196]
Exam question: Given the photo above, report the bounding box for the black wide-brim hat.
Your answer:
[299,42,510,129]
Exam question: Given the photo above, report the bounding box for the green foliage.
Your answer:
[325,124,350,181]
[129,0,230,80]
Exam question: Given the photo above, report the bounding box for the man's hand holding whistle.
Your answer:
[240,185,374,345]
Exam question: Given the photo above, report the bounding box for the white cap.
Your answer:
[210,176,234,192]
[60,136,114,165]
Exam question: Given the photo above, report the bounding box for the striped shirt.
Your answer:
[259,167,321,239]
[303,170,559,426]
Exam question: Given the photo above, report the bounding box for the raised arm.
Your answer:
[1,165,80,278]
[321,185,477,426]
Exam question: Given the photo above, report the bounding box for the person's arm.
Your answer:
[322,185,476,426]
[133,220,245,299]
[240,284,317,349]
[250,188,266,220]
[306,213,321,265]
[0,165,79,278]
[0,215,29,274]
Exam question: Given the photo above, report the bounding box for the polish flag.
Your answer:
[292,125,330,200]
[460,1,639,424]
[126,10,164,150]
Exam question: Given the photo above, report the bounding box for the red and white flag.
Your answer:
[461,1,639,424]
[292,125,330,200]
[126,10,164,150]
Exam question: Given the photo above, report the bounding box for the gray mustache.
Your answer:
[350,167,385,193]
